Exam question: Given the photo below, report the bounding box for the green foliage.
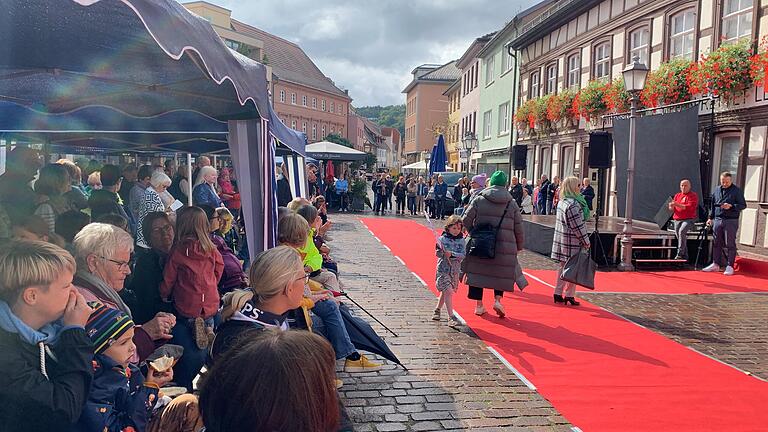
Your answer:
[355,105,405,137]
[262,53,269,65]
[236,43,252,58]
[324,133,352,148]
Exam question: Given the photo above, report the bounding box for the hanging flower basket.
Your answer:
[641,58,694,108]
[688,40,753,103]
[514,98,538,136]
[546,89,578,128]
[750,36,768,90]
[573,80,609,122]
[533,95,553,133]
[604,77,632,113]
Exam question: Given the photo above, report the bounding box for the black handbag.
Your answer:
[466,201,511,259]
[561,249,596,290]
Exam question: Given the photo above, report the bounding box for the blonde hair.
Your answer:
[87,171,101,187]
[215,207,234,235]
[278,213,310,247]
[195,165,218,187]
[73,223,134,266]
[0,240,76,303]
[150,170,172,189]
[559,176,581,200]
[220,289,254,321]
[287,197,311,212]
[175,206,215,254]
[57,159,81,185]
[248,246,303,305]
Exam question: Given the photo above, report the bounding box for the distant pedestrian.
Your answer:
[416,176,427,214]
[394,175,407,215]
[537,175,550,215]
[703,172,746,276]
[406,179,417,215]
[509,176,523,207]
[432,215,465,327]
[434,175,448,220]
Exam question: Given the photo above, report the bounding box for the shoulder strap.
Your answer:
[497,201,512,230]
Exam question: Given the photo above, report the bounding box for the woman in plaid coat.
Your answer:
[551,176,591,306]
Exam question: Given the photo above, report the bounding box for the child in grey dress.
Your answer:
[432,215,465,327]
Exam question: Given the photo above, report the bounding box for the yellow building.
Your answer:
[443,78,461,172]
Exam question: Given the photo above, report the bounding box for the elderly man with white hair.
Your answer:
[137,170,172,249]
[72,223,175,361]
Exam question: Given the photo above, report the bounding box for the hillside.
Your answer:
[354,105,405,137]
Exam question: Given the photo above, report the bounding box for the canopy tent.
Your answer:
[0,0,308,257]
[305,141,368,161]
[402,160,428,171]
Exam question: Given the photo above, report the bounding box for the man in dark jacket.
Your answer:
[546,176,560,215]
[0,146,42,224]
[0,241,94,432]
[703,172,747,276]
[580,177,595,211]
[537,175,550,215]
[434,175,449,219]
[509,176,523,207]
[88,164,131,226]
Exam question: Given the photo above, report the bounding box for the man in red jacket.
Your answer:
[668,179,699,260]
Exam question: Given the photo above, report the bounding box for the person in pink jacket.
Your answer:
[161,206,223,391]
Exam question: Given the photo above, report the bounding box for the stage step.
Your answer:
[632,246,677,250]
[634,258,687,263]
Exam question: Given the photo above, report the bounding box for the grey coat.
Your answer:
[461,186,524,291]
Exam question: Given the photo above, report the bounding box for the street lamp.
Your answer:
[461,132,478,177]
[617,55,649,272]
[422,150,431,174]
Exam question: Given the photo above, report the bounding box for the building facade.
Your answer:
[458,33,495,175]
[402,62,462,164]
[512,0,768,258]
[183,1,351,144]
[381,127,402,171]
[443,79,462,172]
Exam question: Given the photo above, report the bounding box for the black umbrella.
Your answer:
[337,303,405,370]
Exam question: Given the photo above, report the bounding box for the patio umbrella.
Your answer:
[429,134,447,176]
[337,303,404,369]
[325,160,335,179]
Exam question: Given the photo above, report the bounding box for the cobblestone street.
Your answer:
[329,213,572,432]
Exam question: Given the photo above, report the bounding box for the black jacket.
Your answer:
[581,185,595,210]
[88,189,130,221]
[125,248,174,325]
[0,327,94,432]
[277,176,293,207]
[710,184,747,220]
[538,180,550,204]
[510,184,523,206]
[394,182,407,198]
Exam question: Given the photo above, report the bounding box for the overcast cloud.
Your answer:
[213,0,539,106]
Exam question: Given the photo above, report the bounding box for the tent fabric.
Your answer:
[283,154,308,199]
[402,160,428,170]
[429,135,447,175]
[305,141,368,161]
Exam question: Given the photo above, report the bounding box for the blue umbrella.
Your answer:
[429,134,447,176]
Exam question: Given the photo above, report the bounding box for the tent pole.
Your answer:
[213,155,218,169]
[187,153,193,206]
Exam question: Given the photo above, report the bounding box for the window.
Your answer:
[567,53,581,89]
[485,56,495,85]
[321,125,326,138]
[482,110,492,139]
[669,9,695,60]
[594,42,611,80]
[312,97,317,109]
[525,147,535,181]
[501,45,514,73]
[546,64,558,94]
[321,100,327,111]
[540,146,552,179]
[722,0,753,43]
[312,124,317,140]
[291,120,296,129]
[279,90,285,103]
[529,71,540,99]
[291,93,296,105]
[330,126,335,133]
[628,27,650,65]
[330,102,335,113]
[302,122,307,133]
[224,39,240,50]
[498,102,510,135]
[712,135,741,190]
[302,95,307,106]
[561,146,575,178]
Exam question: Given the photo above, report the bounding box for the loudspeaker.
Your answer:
[513,145,527,170]
[588,131,613,168]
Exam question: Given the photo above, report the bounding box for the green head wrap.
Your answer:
[489,170,508,187]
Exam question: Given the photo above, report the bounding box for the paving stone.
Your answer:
[374,423,407,432]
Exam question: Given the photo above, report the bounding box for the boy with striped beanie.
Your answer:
[76,303,174,432]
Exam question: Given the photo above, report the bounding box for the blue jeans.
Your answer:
[170,315,215,391]
[435,197,446,218]
[712,218,739,267]
[311,299,356,360]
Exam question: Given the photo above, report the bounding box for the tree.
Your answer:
[236,43,253,58]
[324,133,353,148]
[355,105,405,137]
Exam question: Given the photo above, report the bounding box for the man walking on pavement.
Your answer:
[703,172,746,276]
[581,178,595,213]
[434,175,448,220]
[510,176,523,207]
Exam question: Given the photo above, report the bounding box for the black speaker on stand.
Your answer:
[588,131,613,266]
[513,145,527,170]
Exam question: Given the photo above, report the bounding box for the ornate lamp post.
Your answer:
[617,55,649,272]
[461,132,478,177]
[422,150,431,175]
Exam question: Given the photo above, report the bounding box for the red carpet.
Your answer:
[361,218,768,432]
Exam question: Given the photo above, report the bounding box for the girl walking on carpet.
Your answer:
[432,215,465,327]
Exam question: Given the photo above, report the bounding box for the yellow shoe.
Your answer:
[344,354,383,372]
[335,379,343,389]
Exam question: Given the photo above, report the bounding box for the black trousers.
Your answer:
[396,196,405,213]
[467,285,503,300]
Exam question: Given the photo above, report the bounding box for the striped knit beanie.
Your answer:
[85,302,134,354]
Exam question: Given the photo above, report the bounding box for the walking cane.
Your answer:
[339,292,398,337]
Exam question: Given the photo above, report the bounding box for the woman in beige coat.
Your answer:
[461,171,525,317]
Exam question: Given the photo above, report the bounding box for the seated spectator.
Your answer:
[88,165,130,224]
[295,206,341,292]
[280,212,382,373]
[287,197,311,212]
[168,164,190,206]
[129,165,153,223]
[153,166,176,210]
[118,164,138,209]
[192,166,222,208]
[57,159,88,210]
[11,215,66,247]
[313,195,329,224]
[200,205,247,295]
[0,146,42,224]
[73,223,176,362]
[201,329,340,432]
[55,210,91,248]
[95,213,129,232]
[136,170,172,249]
[0,241,93,432]
[126,212,175,325]
[34,163,72,234]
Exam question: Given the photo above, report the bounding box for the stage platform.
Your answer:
[522,215,710,266]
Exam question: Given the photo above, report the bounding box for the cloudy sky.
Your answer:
[213,0,540,107]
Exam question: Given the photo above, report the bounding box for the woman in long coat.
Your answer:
[461,171,525,318]
[551,176,591,306]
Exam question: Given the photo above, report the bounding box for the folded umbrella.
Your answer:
[337,303,405,369]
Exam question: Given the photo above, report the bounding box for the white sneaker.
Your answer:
[474,305,486,316]
[723,266,735,276]
[702,263,720,272]
[493,301,506,318]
